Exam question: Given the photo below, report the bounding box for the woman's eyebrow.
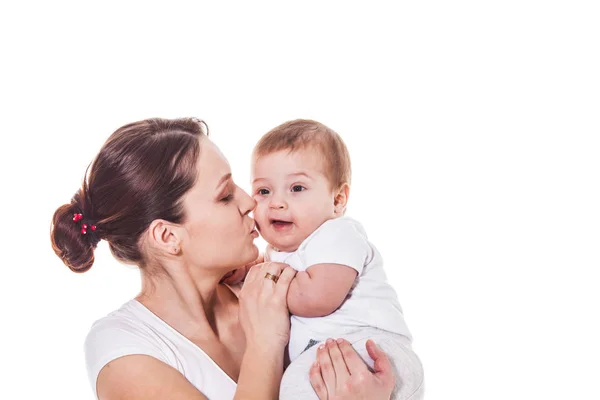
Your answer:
[215,173,232,189]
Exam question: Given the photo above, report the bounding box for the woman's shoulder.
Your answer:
[84,300,173,389]
[84,299,237,399]
[86,300,152,339]
[84,299,182,354]
[85,300,160,349]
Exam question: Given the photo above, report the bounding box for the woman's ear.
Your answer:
[147,219,183,256]
[333,183,350,215]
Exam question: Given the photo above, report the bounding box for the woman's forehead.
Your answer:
[196,139,232,187]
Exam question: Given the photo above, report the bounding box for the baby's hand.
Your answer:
[221,254,265,285]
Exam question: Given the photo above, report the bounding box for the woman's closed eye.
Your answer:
[291,185,306,192]
[220,193,234,203]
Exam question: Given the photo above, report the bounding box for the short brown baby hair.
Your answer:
[253,119,351,190]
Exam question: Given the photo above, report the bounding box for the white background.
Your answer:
[1,1,599,399]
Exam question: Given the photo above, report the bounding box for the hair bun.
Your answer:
[50,201,97,273]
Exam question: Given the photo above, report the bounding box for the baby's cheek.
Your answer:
[254,203,268,219]
[253,209,269,229]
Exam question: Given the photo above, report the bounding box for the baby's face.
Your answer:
[251,149,337,252]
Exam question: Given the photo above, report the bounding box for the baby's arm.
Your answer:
[287,263,357,317]
[286,218,369,317]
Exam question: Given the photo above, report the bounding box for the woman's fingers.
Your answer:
[260,262,288,290]
[244,263,261,284]
[308,338,396,400]
[238,262,293,349]
[327,339,350,380]
[242,262,295,304]
[317,342,337,393]
[366,339,395,387]
[274,266,296,296]
[336,338,370,375]
[309,362,328,400]
[244,262,279,286]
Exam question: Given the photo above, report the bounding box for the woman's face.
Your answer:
[180,138,258,272]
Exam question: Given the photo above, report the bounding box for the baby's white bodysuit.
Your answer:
[266,216,412,361]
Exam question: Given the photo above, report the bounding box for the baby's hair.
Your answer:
[50,118,208,273]
[253,119,351,190]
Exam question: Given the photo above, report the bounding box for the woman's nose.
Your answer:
[240,187,257,215]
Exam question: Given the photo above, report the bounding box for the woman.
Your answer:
[50,117,396,399]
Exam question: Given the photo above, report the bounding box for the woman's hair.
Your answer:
[50,117,208,273]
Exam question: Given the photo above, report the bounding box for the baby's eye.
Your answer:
[257,188,270,195]
[291,185,305,192]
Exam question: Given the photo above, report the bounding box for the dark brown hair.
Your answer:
[51,117,208,273]
[252,119,351,189]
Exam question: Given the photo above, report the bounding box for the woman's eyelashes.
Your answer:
[220,194,233,203]
[220,183,241,203]
[220,189,234,203]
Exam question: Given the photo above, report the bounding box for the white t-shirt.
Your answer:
[266,216,412,361]
[84,300,237,400]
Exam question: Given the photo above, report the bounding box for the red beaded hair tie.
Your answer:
[73,213,97,235]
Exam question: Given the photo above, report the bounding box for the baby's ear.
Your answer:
[333,183,350,215]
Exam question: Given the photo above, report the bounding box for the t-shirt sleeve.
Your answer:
[302,218,371,274]
[84,318,169,398]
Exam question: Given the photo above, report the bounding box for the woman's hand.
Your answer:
[238,262,296,349]
[309,338,395,400]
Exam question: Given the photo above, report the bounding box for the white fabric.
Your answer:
[280,328,425,400]
[266,216,412,361]
[84,300,237,400]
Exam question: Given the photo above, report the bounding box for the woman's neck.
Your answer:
[136,263,235,340]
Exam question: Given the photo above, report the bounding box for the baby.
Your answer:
[250,119,424,399]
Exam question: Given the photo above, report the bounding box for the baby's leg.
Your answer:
[352,333,425,400]
[280,343,320,399]
[279,332,424,400]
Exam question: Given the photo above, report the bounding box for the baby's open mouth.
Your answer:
[271,219,292,227]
